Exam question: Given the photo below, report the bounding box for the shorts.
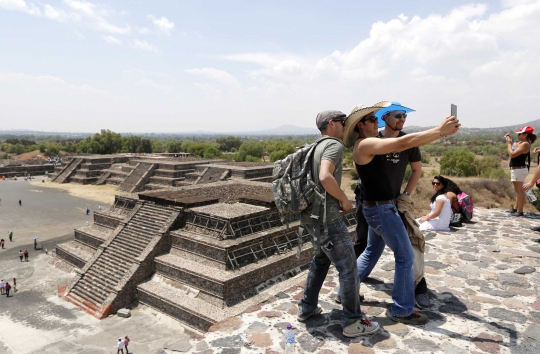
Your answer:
[510,167,528,182]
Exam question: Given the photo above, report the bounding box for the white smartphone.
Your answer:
[451,104,457,119]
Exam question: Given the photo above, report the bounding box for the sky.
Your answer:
[0,0,539,133]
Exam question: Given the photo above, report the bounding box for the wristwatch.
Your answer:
[403,191,411,196]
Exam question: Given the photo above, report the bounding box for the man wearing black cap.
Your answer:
[297,110,380,337]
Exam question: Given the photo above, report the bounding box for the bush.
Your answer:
[440,148,478,177]
[245,155,262,162]
[430,169,439,176]
[404,165,424,181]
[476,156,501,177]
[349,169,359,179]
[421,154,430,164]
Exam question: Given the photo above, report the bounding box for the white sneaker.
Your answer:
[342,317,380,337]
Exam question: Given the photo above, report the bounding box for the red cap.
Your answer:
[515,126,534,134]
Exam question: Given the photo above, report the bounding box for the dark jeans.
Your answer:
[299,218,362,327]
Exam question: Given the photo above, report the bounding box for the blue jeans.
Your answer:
[299,218,362,327]
[357,203,415,317]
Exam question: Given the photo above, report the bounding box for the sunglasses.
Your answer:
[332,119,346,126]
[392,113,407,120]
[431,182,441,186]
[361,116,378,123]
[517,132,526,135]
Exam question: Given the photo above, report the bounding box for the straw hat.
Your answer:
[343,101,391,148]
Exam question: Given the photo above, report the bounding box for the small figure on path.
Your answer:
[124,336,130,354]
[19,199,22,206]
[5,282,10,297]
[117,338,125,354]
[13,277,17,292]
[9,231,13,242]
[98,205,102,211]
[34,239,37,250]
[86,207,90,215]
[0,279,4,295]
[24,249,29,261]
[19,250,23,262]
[1,239,4,249]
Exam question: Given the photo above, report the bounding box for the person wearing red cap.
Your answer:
[505,126,537,217]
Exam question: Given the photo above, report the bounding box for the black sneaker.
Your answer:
[508,207,517,213]
[335,293,365,304]
[510,212,524,217]
[531,226,540,232]
[389,310,428,325]
[297,305,322,322]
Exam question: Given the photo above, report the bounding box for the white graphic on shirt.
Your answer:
[386,152,401,164]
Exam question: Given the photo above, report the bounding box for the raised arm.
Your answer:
[356,116,460,164]
[524,164,540,191]
[506,138,530,159]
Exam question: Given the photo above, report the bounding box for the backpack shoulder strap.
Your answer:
[527,151,531,170]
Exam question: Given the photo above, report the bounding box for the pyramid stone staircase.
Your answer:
[51,158,83,183]
[64,202,180,318]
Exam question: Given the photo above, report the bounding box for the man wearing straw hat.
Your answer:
[342,102,459,325]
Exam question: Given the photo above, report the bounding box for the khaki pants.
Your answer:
[412,245,424,286]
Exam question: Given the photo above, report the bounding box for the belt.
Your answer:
[510,166,527,170]
[363,200,394,207]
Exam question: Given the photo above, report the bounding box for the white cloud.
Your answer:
[103,35,121,45]
[63,0,94,16]
[131,39,158,52]
[148,15,174,34]
[186,68,240,87]
[0,0,40,15]
[44,4,78,22]
[138,27,152,35]
[95,19,130,34]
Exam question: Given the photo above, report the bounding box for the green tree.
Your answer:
[476,156,501,177]
[236,142,265,161]
[166,140,183,153]
[216,136,243,152]
[440,148,478,177]
[46,142,61,156]
[152,141,164,153]
[38,144,46,153]
[122,136,142,153]
[6,143,25,155]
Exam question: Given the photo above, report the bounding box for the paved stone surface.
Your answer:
[2,207,540,353]
[514,266,536,274]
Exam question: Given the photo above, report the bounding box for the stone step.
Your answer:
[137,279,222,331]
[85,265,124,286]
[73,282,107,304]
[101,247,136,265]
[78,276,111,298]
[113,234,150,250]
[86,269,119,289]
[128,219,166,232]
[148,176,185,186]
[118,229,155,243]
[144,183,170,191]
[99,250,134,269]
[90,261,126,281]
[107,242,142,258]
[65,292,104,319]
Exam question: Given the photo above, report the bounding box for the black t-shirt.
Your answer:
[377,131,422,198]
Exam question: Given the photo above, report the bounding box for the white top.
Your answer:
[417,195,452,231]
[117,341,124,349]
[0,281,4,287]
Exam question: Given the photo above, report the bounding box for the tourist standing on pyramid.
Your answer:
[344,102,459,325]
[9,231,13,242]
[19,250,23,262]
[24,249,29,261]
[297,110,380,338]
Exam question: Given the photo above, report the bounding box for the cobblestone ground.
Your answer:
[190,208,540,354]
[1,207,539,353]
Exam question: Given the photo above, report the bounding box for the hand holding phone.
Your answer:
[451,104,457,119]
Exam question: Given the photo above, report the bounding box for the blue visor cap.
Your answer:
[374,102,415,127]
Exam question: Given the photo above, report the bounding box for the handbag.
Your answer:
[450,212,463,227]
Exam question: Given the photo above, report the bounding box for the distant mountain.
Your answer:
[3,120,540,137]
[404,119,540,136]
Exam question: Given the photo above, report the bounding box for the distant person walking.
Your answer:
[34,239,37,250]
[86,207,90,215]
[1,239,4,249]
[19,250,23,262]
[124,336,130,354]
[9,231,13,242]
[0,279,4,295]
[24,249,29,261]
[117,338,125,354]
[19,199,22,206]
[13,277,17,292]
[5,282,11,297]
[506,126,536,217]
[98,205,102,211]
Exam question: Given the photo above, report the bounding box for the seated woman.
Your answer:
[416,175,456,231]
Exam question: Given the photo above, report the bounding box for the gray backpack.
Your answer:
[272,137,339,254]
